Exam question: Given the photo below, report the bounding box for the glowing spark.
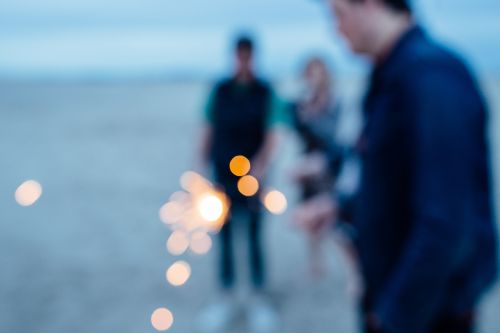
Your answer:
[166,231,189,256]
[159,202,183,225]
[263,190,288,215]
[229,155,251,177]
[166,260,191,287]
[160,171,229,240]
[151,307,174,331]
[15,180,42,206]
[189,231,213,255]
[180,171,211,194]
[198,194,224,222]
[237,175,259,197]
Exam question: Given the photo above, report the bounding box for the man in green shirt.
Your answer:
[196,35,284,333]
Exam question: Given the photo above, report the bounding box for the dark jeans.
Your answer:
[428,313,475,333]
[213,162,264,290]
[218,204,264,289]
[362,312,475,333]
[361,295,475,333]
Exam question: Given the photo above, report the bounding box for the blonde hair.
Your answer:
[301,57,334,114]
[303,57,332,93]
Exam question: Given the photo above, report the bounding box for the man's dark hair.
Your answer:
[384,0,411,12]
[235,36,254,52]
[350,0,412,12]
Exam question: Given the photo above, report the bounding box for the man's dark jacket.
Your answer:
[354,25,498,333]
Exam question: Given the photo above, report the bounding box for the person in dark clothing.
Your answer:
[196,35,283,333]
[319,0,499,332]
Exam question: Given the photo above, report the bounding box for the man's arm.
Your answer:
[251,130,279,181]
[373,64,476,333]
[196,124,213,172]
[194,88,216,172]
[251,91,287,180]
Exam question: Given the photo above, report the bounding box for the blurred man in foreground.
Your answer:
[319,0,499,332]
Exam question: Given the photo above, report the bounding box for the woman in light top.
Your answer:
[290,57,343,279]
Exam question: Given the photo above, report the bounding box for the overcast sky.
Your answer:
[1,0,498,79]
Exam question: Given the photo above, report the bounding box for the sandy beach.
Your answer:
[1,79,499,333]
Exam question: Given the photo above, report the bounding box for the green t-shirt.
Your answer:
[203,81,288,129]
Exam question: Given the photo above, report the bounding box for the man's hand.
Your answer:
[251,130,280,182]
[250,157,267,182]
[292,192,337,233]
[289,152,328,183]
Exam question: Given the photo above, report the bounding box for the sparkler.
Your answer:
[152,156,288,331]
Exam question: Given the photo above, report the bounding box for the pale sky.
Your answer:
[0,0,498,79]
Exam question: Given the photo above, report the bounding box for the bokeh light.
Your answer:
[159,202,183,225]
[151,307,174,331]
[178,210,201,232]
[237,175,259,197]
[180,171,211,194]
[15,180,43,206]
[263,190,288,215]
[170,191,188,202]
[166,260,191,287]
[189,231,212,255]
[229,155,251,176]
[160,171,229,235]
[197,194,224,222]
[166,230,189,256]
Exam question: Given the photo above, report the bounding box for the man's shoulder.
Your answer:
[213,78,234,91]
[392,33,485,116]
[212,77,272,92]
[399,34,473,83]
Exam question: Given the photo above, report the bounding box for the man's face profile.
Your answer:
[330,0,375,54]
